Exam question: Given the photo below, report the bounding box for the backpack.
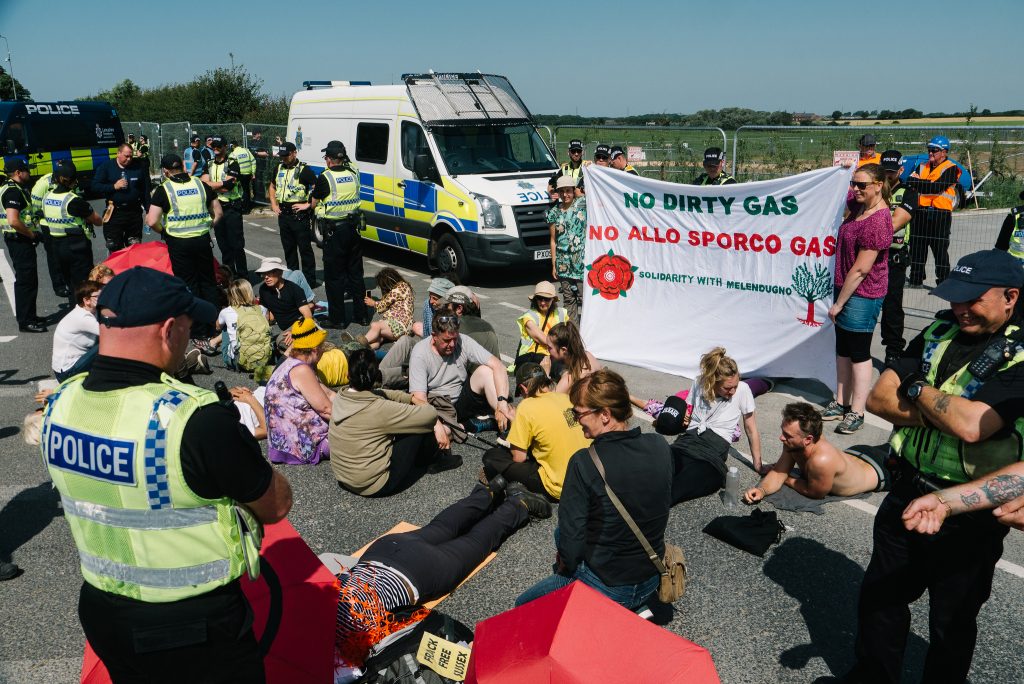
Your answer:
[234,305,272,372]
[357,610,474,684]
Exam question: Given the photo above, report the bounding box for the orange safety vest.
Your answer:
[912,159,960,211]
[857,153,881,167]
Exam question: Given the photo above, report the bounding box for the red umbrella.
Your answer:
[81,519,338,684]
[103,241,225,286]
[466,581,720,684]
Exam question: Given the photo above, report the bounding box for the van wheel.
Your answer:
[435,233,469,283]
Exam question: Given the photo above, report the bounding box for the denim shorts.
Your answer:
[835,287,883,333]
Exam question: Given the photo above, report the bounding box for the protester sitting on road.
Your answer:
[256,257,313,348]
[51,280,102,381]
[361,267,415,350]
[481,362,591,500]
[820,163,891,435]
[411,276,454,337]
[547,321,601,393]
[743,402,889,504]
[231,386,267,440]
[516,369,671,610]
[264,319,334,464]
[409,305,515,431]
[333,477,550,676]
[87,264,115,285]
[330,348,463,497]
[513,281,568,372]
[214,279,269,371]
[669,347,766,504]
[445,285,500,359]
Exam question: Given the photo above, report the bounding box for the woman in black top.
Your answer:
[515,369,672,610]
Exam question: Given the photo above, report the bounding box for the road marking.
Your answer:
[997,559,1024,579]
[474,292,490,299]
[0,335,16,343]
[0,249,15,315]
[244,248,269,260]
[498,302,521,311]
[364,257,419,280]
[245,220,265,228]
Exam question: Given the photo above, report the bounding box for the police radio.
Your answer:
[968,339,1016,381]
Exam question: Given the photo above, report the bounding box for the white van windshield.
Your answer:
[432,124,557,175]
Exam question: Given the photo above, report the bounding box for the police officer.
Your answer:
[136,135,151,172]
[560,139,589,181]
[202,137,248,277]
[43,162,102,304]
[269,141,319,287]
[310,140,366,328]
[692,147,737,185]
[228,140,256,213]
[593,143,611,167]
[41,266,293,682]
[248,129,272,204]
[609,146,639,175]
[2,159,46,332]
[30,169,69,298]
[879,150,918,367]
[146,153,223,343]
[844,250,1024,684]
[91,142,151,253]
[906,135,961,287]
[994,186,1024,263]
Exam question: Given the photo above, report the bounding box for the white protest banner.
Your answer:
[580,165,850,388]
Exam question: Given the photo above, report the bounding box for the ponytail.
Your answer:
[698,347,738,404]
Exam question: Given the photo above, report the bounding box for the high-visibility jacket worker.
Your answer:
[512,281,569,369]
[905,135,961,287]
[202,136,248,278]
[995,195,1024,262]
[311,140,365,328]
[270,141,320,287]
[42,266,292,682]
[692,147,737,185]
[2,159,46,332]
[609,146,639,175]
[857,133,881,167]
[560,139,590,180]
[42,161,101,304]
[229,143,257,214]
[878,149,920,363]
[28,170,70,298]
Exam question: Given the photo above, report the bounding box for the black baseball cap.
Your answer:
[321,140,347,157]
[880,150,903,171]
[98,267,218,327]
[210,136,227,148]
[703,147,725,165]
[594,144,611,159]
[278,142,297,156]
[859,134,877,146]
[4,158,28,174]
[609,145,625,160]
[931,250,1024,303]
[54,161,77,180]
[514,362,547,396]
[568,139,584,151]
[160,154,184,170]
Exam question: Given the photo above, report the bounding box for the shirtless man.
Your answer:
[744,402,888,503]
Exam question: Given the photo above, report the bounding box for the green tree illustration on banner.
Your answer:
[791,262,832,327]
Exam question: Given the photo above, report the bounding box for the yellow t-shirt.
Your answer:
[506,391,591,499]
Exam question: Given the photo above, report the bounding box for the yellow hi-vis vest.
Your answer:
[229,147,256,176]
[275,162,310,203]
[209,159,242,203]
[41,375,262,602]
[42,188,92,238]
[0,180,36,235]
[889,185,911,250]
[514,306,569,359]
[163,177,212,238]
[314,166,360,219]
[30,173,55,228]
[560,160,589,180]
[1008,208,1024,261]
[889,319,1024,484]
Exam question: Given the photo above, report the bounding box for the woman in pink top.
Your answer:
[821,163,892,434]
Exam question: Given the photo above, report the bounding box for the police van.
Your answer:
[0,101,124,195]
[285,73,558,281]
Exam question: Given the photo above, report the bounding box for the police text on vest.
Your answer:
[46,424,136,485]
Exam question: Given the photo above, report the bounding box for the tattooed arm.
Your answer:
[902,462,1024,534]
[913,385,1005,443]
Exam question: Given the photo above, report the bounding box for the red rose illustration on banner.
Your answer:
[587,250,639,301]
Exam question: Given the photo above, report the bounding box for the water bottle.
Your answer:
[721,466,740,508]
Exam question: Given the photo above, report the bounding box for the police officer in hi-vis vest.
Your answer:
[146,153,224,343]
[843,250,1024,684]
[42,266,293,682]
[30,169,69,298]
[42,162,103,306]
[692,147,736,186]
[202,137,248,278]
[269,141,319,288]
[879,150,918,367]
[559,139,589,181]
[228,140,256,213]
[995,186,1024,264]
[2,159,46,332]
[310,140,366,328]
[906,135,961,287]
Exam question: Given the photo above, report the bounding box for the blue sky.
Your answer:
[2,0,1020,116]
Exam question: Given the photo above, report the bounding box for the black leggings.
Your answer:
[670,430,728,504]
[360,486,527,602]
[372,432,439,497]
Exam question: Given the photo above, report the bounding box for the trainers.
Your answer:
[428,448,463,474]
[192,338,217,356]
[486,474,508,500]
[884,350,902,369]
[820,400,848,421]
[0,562,23,581]
[836,412,864,434]
[508,483,552,519]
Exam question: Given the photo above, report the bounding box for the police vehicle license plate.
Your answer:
[534,249,551,260]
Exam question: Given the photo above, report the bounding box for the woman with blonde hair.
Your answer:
[547,321,602,393]
[214,278,269,371]
[669,347,764,504]
[360,267,415,349]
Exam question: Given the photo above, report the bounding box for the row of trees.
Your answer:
[831,107,1024,121]
[536,108,794,130]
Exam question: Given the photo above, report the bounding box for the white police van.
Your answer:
[285,72,558,281]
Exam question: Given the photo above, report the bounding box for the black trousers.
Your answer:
[367,432,440,497]
[52,234,94,305]
[5,235,39,325]
[908,210,952,285]
[239,175,253,213]
[103,206,144,253]
[165,233,220,338]
[360,485,527,602]
[214,203,247,278]
[879,250,908,354]
[850,477,1008,684]
[670,430,728,504]
[278,209,316,286]
[321,217,366,325]
[481,446,547,496]
[39,228,67,294]
[79,582,264,684]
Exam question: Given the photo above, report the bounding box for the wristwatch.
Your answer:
[496,396,509,404]
[905,380,928,402]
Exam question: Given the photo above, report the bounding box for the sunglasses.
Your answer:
[571,407,598,421]
[849,180,879,190]
[534,295,554,302]
[435,315,460,326]
[594,155,609,160]
[927,148,944,154]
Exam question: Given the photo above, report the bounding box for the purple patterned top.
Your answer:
[265,356,330,464]
[835,200,891,299]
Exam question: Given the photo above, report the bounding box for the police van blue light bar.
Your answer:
[302,80,371,89]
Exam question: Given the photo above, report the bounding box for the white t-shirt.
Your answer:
[51,306,99,374]
[688,376,755,443]
[218,305,267,352]
[234,386,266,437]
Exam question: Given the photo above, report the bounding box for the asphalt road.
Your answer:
[0,211,1021,684]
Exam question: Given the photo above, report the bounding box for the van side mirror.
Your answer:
[414,153,440,184]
